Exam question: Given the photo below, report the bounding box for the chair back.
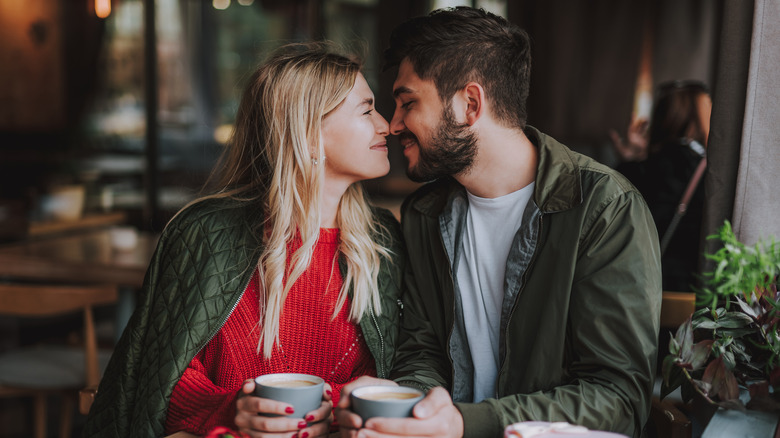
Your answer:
[0,282,117,387]
[660,291,696,330]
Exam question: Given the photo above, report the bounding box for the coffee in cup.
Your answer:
[358,391,420,401]
[254,373,325,419]
[263,379,318,388]
[350,385,425,422]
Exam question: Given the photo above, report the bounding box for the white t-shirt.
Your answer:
[457,183,534,402]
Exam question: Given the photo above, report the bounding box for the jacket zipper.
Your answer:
[496,213,544,394]
[439,228,457,390]
[368,306,386,378]
[194,268,254,355]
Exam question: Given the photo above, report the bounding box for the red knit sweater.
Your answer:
[165,228,376,435]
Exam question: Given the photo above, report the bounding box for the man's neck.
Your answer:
[455,125,537,199]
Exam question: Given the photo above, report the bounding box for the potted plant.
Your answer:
[662,220,780,412]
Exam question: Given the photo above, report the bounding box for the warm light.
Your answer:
[237,0,254,5]
[213,124,234,145]
[95,0,112,19]
[212,0,230,10]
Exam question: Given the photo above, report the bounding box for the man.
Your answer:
[337,7,661,438]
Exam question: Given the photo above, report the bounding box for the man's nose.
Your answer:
[389,107,405,136]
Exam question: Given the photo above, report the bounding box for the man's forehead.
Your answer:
[392,59,427,96]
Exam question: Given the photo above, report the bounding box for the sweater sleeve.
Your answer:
[165,351,239,435]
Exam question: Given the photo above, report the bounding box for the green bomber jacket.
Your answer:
[391,126,662,438]
[83,197,405,437]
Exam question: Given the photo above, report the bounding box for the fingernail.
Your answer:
[326,390,333,397]
[298,421,306,429]
[285,407,295,414]
[306,414,315,422]
[301,433,309,438]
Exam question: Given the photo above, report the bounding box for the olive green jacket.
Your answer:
[83,197,405,437]
[392,127,662,438]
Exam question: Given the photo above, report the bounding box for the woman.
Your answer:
[619,80,712,291]
[83,42,404,438]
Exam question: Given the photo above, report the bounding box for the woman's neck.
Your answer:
[320,181,347,228]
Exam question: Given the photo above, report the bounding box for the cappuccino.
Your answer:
[264,379,317,388]
[358,391,419,401]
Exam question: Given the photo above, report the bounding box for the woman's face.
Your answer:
[321,73,390,188]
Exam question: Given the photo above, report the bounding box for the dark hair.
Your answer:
[384,7,532,129]
[648,80,710,152]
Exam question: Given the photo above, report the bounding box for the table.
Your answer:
[0,229,158,339]
[0,228,156,288]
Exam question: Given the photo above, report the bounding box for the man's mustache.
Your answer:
[398,132,418,144]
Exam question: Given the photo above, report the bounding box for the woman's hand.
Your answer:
[609,118,649,162]
[235,380,334,438]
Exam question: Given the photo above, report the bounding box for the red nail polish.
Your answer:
[285,406,295,414]
[298,421,307,429]
[306,414,315,422]
[326,390,333,397]
[302,433,309,438]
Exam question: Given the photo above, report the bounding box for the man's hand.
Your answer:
[235,379,333,437]
[335,376,398,437]
[341,386,464,438]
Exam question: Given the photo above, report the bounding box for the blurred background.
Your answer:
[0,0,722,232]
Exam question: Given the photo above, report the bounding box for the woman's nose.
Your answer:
[375,112,390,136]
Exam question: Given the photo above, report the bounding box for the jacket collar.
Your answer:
[411,125,583,216]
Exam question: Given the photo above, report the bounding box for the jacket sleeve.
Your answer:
[456,191,662,438]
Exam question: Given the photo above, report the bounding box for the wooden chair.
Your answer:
[648,291,697,438]
[660,291,696,329]
[0,282,117,438]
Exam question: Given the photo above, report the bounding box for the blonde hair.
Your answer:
[199,42,391,358]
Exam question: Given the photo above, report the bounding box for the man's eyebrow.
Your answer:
[393,86,414,99]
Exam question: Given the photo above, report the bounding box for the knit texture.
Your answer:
[165,228,375,434]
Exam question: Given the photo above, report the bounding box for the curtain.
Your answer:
[730,0,780,246]
[700,0,753,271]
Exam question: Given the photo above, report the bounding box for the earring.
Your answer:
[312,157,319,165]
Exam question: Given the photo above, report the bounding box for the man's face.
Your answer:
[390,59,477,182]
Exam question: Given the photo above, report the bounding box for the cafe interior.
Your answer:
[0,0,777,436]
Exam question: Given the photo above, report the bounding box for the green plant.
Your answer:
[662,221,780,411]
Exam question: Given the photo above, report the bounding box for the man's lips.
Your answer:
[398,133,418,149]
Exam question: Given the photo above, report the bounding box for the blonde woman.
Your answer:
[83,43,404,438]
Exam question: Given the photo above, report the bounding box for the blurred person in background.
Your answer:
[83,42,404,438]
[617,80,711,291]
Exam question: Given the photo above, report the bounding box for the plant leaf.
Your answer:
[716,311,754,328]
[687,340,714,370]
[674,316,694,355]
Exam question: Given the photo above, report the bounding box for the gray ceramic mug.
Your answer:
[350,385,425,422]
[254,373,325,419]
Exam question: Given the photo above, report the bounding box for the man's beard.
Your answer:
[403,105,477,183]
